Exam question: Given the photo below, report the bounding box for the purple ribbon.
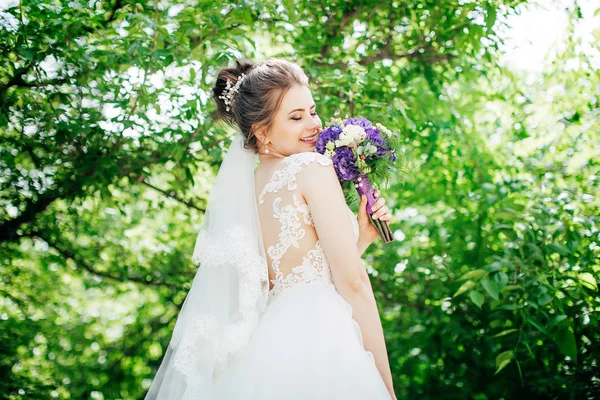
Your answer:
[353,173,377,214]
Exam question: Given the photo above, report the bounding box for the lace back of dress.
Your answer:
[256,152,359,301]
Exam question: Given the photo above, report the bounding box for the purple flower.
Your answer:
[315,124,342,154]
[316,116,396,181]
[332,147,359,181]
[343,117,373,130]
[344,117,392,157]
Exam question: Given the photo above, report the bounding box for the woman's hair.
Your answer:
[211,58,309,153]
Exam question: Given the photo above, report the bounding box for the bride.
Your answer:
[145,58,396,400]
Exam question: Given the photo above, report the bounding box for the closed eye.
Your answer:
[291,111,318,121]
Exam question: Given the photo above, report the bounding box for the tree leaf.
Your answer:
[485,5,497,29]
[545,243,570,256]
[460,269,487,281]
[527,318,548,335]
[492,271,508,289]
[494,350,513,375]
[579,273,598,291]
[484,262,503,273]
[553,321,577,362]
[469,291,485,308]
[492,329,518,338]
[481,277,500,300]
[546,315,567,331]
[454,280,475,297]
[502,285,523,292]
[537,293,554,306]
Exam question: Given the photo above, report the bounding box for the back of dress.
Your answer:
[215,151,392,400]
[255,151,359,303]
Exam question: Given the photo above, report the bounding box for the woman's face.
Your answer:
[257,84,323,157]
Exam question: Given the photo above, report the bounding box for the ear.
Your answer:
[253,125,268,145]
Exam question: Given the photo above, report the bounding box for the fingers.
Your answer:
[362,191,391,221]
[359,194,367,209]
[377,211,392,221]
[370,196,386,213]
[372,205,390,220]
[371,191,390,220]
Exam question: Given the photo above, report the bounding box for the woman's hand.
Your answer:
[357,189,392,246]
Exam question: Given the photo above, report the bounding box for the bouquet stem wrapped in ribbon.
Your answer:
[315,117,413,245]
[354,173,394,243]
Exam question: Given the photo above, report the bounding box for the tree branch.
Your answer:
[319,4,360,61]
[127,0,159,118]
[1,0,126,98]
[0,192,63,243]
[141,180,205,212]
[28,231,178,290]
[106,0,123,23]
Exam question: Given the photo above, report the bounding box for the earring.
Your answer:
[265,143,269,154]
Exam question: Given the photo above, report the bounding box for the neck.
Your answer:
[257,143,288,165]
[258,152,285,166]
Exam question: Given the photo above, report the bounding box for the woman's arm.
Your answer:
[357,236,370,257]
[299,161,396,398]
[336,271,396,398]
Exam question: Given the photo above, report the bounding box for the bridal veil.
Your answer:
[145,131,270,399]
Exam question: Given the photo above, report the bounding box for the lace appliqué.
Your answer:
[257,153,338,301]
[267,207,358,300]
[258,152,332,204]
[170,225,269,377]
[267,193,311,269]
[257,152,361,302]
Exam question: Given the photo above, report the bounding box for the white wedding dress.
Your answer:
[211,152,392,400]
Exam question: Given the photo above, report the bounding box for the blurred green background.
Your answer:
[1,0,598,399]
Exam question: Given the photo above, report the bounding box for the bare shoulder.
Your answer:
[293,152,341,203]
[297,152,346,207]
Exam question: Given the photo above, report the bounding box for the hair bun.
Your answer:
[211,58,256,124]
[235,59,256,76]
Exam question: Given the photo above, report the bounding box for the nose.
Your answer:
[309,119,321,133]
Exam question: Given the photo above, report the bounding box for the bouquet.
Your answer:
[315,117,413,244]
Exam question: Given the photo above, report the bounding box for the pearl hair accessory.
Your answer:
[218,72,247,112]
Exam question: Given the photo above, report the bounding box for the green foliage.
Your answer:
[1,0,598,399]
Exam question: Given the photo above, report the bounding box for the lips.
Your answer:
[300,132,319,141]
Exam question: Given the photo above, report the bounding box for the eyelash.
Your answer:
[291,111,318,121]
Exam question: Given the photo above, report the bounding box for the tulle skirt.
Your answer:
[212,283,392,400]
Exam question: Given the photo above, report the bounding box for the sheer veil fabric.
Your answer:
[145,131,270,399]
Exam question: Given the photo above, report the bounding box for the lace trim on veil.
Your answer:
[169,224,268,378]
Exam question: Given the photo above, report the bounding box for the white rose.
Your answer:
[341,125,366,142]
[335,136,354,147]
